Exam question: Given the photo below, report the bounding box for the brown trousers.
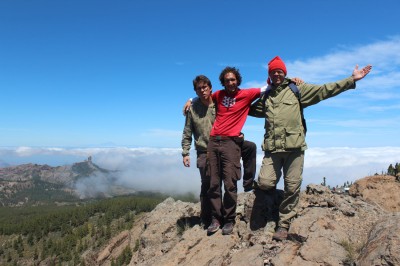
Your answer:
[207,137,241,224]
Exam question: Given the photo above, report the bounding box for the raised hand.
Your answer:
[352,64,372,81]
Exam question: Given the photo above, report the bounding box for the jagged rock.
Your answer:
[90,176,400,266]
[357,213,400,266]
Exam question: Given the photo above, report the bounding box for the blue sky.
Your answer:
[1,0,400,190]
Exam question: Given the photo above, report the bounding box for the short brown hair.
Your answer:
[193,75,212,91]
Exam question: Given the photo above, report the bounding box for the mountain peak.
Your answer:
[71,156,109,178]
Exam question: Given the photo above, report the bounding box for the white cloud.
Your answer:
[310,117,400,128]
[2,146,400,194]
[303,147,400,187]
[363,104,400,112]
[283,36,400,84]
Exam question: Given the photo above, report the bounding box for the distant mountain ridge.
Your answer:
[0,157,127,206]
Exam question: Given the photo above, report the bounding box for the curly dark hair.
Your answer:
[219,67,242,87]
[192,75,212,91]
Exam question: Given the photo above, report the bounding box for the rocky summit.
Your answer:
[90,175,400,266]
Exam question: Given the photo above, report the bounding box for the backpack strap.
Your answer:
[288,83,300,99]
[262,83,307,135]
[288,83,307,135]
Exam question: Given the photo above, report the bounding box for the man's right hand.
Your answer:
[183,156,190,167]
[182,100,192,116]
[292,77,304,85]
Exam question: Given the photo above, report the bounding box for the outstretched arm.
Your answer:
[352,65,372,81]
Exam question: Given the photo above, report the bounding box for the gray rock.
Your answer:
[357,213,400,266]
[90,177,400,266]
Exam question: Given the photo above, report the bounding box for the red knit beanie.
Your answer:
[268,56,287,75]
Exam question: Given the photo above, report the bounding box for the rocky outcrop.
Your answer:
[90,175,400,266]
[349,175,400,212]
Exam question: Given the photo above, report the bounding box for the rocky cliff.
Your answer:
[90,175,400,266]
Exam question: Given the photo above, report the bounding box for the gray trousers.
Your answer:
[257,150,304,229]
[197,152,212,226]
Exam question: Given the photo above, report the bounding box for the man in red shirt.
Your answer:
[207,67,264,235]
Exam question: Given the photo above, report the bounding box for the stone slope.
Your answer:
[90,175,400,266]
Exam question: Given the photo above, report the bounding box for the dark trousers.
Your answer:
[207,137,241,223]
[197,151,212,226]
[241,140,257,189]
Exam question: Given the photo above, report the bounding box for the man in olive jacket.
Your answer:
[249,56,372,241]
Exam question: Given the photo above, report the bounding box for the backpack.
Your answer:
[262,82,307,135]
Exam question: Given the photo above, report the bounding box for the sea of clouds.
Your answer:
[1,146,400,197]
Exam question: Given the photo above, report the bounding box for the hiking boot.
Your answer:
[272,227,288,241]
[221,222,234,235]
[207,219,220,235]
[243,184,253,192]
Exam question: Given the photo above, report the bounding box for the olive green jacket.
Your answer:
[249,77,356,152]
[181,100,216,156]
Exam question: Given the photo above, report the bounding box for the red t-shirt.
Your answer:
[210,88,261,136]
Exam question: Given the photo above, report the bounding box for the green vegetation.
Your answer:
[340,239,364,265]
[0,193,166,266]
[0,179,81,206]
[387,162,400,177]
[14,179,79,204]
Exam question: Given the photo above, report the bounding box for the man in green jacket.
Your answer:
[249,56,372,241]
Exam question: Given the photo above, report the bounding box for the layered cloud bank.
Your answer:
[1,146,400,195]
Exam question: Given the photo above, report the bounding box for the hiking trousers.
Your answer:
[257,150,304,229]
[207,136,241,223]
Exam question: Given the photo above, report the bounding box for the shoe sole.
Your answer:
[222,230,233,235]
[222,225,233,235]
[272,235,287,241]
[207,228,219,233]
[207,225,220,235]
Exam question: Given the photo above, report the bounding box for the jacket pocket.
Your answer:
[283,128,303,149]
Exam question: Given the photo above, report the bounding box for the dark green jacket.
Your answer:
[249,77,356,152]
[181,100,216,156]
